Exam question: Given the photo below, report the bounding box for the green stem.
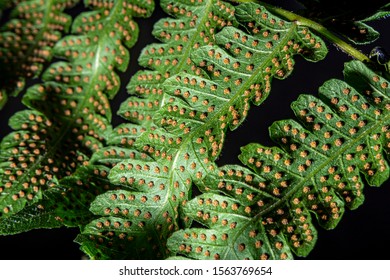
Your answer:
[230,0,371,62]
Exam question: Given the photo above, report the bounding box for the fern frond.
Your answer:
[0,0,154,234]
[121,0,238,128]
[76,2,327,259]
[167,60,390,260]
[76,0,238,260]
[0,0,80,108]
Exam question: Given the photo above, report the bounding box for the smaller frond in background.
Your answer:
[295,0,390,44]
[0,0,81,109]
[0,0,154,234]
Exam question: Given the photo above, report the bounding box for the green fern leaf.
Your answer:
[72,123,157,259]
[167,60,390,260]
[0,0,154,233]
[0,0,80,108]
[76,0,239,259]
[362,3,390,22]
[76,1,327,260]
[0,167,101,233]
[121,0,238,128]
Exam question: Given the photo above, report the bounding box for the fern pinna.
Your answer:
[0,0,81,109]
[76,1,328,259]
[120,0,238,128]
[167,60,390,259]
[0,0,154,233]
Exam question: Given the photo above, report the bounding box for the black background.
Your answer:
[0,1,390,260]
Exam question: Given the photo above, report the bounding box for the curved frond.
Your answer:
[76,2,327,260]
[167,60,390,259]
[0,0,155,234]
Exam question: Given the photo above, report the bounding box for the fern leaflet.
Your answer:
[167,60,390,260]
[121,0,238,128]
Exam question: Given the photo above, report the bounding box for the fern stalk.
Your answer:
[230,0,371,62]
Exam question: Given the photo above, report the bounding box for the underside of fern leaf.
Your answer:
[76,0,239,260]
[121,0,238,128]
[0,0,154,234]
[0,0,80,109]
[167,60,390,260]
[76,1,328,260]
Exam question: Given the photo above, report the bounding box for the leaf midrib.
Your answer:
[159,0,214,108]
[160,23,300,259]
[6,1,124,197]
[127,0,217,246]
[46,2,124,156]
[17,0,65,78]
[215,107,388,259]
[170,23,299,179]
